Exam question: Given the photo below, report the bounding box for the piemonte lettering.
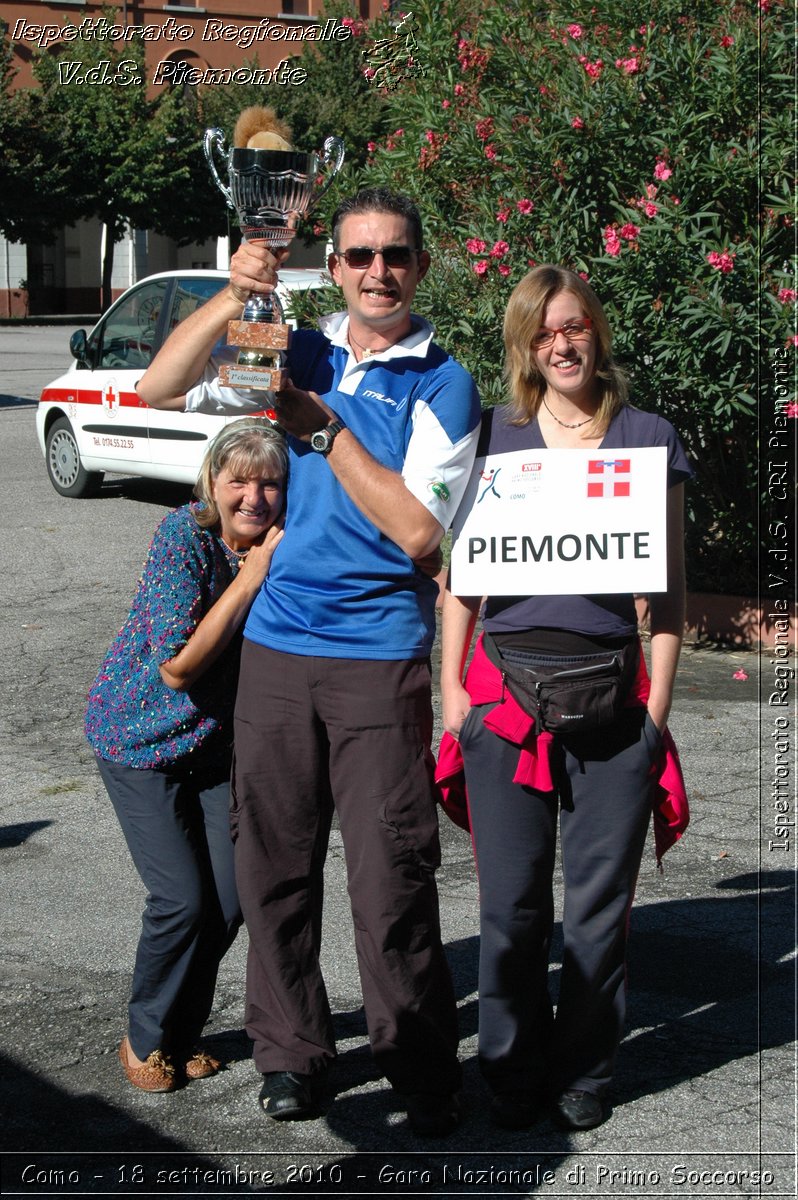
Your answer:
[468,530,651,564]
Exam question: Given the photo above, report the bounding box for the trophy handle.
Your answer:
[203,128,234,209]
[312,137,346,205]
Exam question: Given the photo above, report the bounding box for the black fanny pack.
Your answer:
[482,634,639,734]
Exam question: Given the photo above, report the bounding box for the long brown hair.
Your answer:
[503,266,628,435]
[193,419,287,529]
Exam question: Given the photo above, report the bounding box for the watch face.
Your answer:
[310,420,343,453]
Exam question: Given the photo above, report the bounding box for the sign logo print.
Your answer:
[587,458,630,498]
[478,466,502,502]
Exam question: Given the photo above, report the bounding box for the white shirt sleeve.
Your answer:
[403,399,480,530]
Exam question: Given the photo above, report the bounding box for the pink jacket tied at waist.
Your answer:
[435,634,689,864]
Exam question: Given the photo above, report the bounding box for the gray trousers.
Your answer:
[232,641,461,1095]
[460,702,660,1098]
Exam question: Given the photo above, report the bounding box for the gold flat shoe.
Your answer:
[118,1036,175,1093]
[185,1050,221,1080]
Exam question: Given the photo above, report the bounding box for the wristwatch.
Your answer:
[310,418,346,455]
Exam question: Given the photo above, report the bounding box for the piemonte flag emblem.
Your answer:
[587,458,631,497]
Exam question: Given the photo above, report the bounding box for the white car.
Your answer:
[36,267,327,497]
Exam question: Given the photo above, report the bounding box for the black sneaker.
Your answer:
[258,1070,324,1121]
[552,1089,604,1130]
[489,1090,539,1129]
[405,1091,462,1137]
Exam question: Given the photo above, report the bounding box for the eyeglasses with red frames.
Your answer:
[531,317,593,349]
[336,245,420,269]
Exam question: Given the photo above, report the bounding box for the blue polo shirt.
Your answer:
[238,314,481,659]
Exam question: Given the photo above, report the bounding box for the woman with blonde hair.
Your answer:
[440,266,691,1130]
[86,419,286,1092]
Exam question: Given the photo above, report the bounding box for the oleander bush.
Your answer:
[299,0,795,595]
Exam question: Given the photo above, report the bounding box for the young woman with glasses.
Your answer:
[440,266,692,1131]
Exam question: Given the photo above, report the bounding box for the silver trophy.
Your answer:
[204,129,345,390]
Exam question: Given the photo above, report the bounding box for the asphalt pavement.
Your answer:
[0,326,793,1197]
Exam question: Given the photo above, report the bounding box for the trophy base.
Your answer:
[240,221,297,249]
[219,363,288,391]
[228,320,290,351]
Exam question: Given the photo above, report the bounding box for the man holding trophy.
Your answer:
[138,127,481,1136]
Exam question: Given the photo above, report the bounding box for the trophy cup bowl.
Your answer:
[203,129,344,388]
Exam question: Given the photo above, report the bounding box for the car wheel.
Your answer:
[45,416,103,498]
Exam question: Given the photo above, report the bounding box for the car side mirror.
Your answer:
[69,329,91,368]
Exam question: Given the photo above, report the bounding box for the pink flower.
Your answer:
[496,208,510,223]
[516,198,534,214]
[475,117,495,140]
[394,128,404,137]
[424,129,437,144]
[578,271,589,281]
[454,83,465,96]
[442,99,451,109]
[759,0,771,11]
[490,240,510,258]
[720,35,735,47]
[644,202,658,218]
[363,67,376,80]
[786,398,798,413]
[790,335,798,348]
[616,56,640,75]
[654,160,673,180]
[584,59,604,79]
[778,288,796,303]
[732,669,749,681]
[473,260,489,276]
[484,144,497,160]
[341,16,354,26]
[366,141,376,152]
[646,183,659,199]
[603,226,622,257]
[572,116,585,129]
[465,238,487,254]
[539,85,549,95]
[498,264,511,277]
[567,23,584,38]
[620,223,641,240]
[707,250,736,274]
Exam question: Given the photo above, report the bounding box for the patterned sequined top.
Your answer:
[85,504,244,770]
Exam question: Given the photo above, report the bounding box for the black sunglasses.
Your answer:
[336,245,419,269]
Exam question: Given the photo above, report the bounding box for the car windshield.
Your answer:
[166,278,228,339]
[93,280,170,372]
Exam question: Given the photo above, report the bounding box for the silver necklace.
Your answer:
[542,397,593,429]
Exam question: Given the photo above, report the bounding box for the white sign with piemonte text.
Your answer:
[450,446,668,595]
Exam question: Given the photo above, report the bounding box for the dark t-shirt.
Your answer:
[479,403,694,639]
